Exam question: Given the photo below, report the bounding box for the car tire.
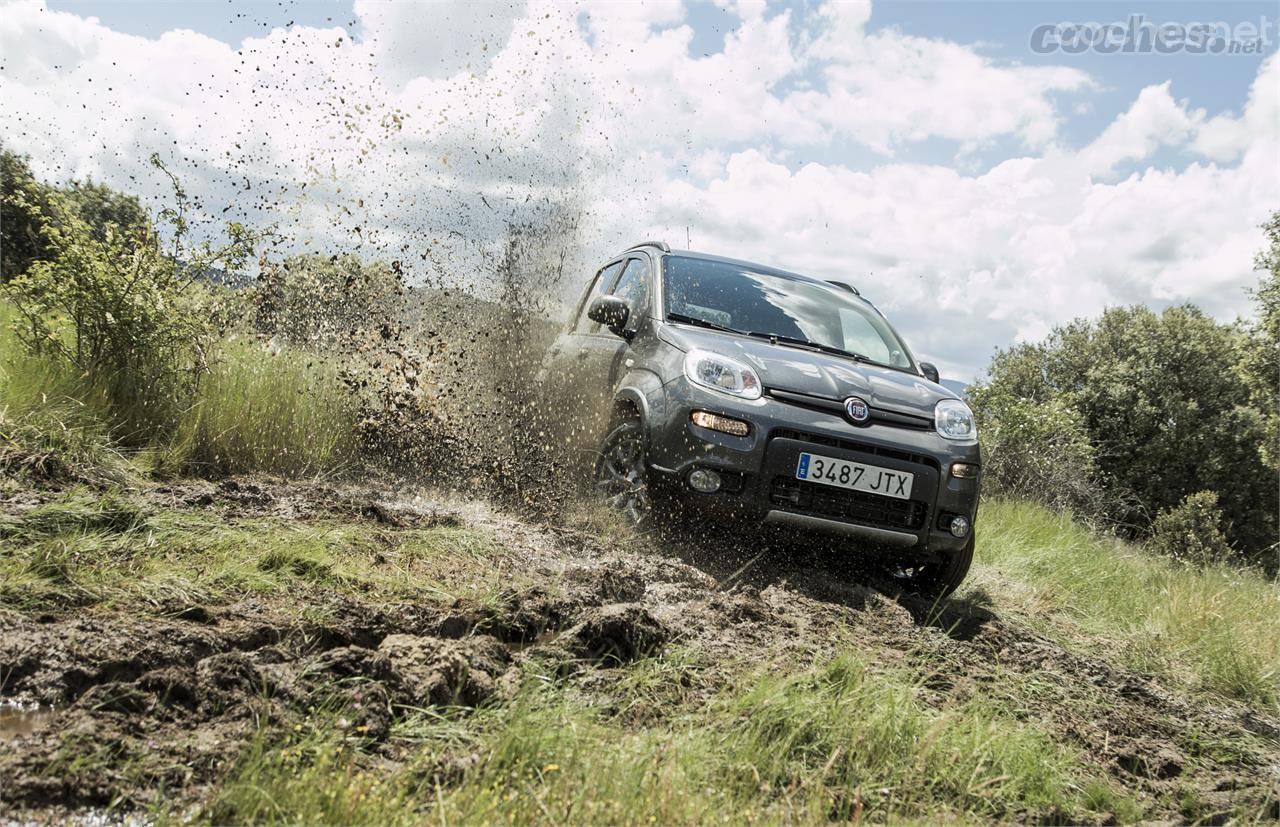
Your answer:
[593,417,656,529]
[891,533,974,600]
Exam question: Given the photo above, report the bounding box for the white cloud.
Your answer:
[355,0,526,83]
[798,1,1093,154]
[1,0,1275,381]
[1077,82,1202,175]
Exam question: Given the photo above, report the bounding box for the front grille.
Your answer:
[771,428,939,471]
[770,476,927,531]
[767,389,934,431]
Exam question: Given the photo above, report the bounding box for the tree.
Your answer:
[1,150,150,283]
[974,303,1277,563]
[1238,211,1280,470]
[1,151,53,282]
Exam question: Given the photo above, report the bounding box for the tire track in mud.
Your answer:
[1,480,1277,822]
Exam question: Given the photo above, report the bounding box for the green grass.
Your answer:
[200,651,1138,826]
[1,302,357,481]
[165,336,357,478]
[972,499,1280,709]
[0,304,132,486]
[0,489,508,613]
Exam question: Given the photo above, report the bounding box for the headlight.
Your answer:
[935,398,977,442]
[684,349,762,400]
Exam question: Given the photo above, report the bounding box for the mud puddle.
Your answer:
[0,703,58,741]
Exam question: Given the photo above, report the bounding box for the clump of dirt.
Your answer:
[0,591,548,814]
[378,634,512,707]
[567,603,670,665]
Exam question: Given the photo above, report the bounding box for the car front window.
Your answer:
[663,256,914,370]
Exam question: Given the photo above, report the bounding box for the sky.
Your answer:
[2,0,1277,382]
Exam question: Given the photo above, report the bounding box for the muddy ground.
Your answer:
[1,479,1278,824]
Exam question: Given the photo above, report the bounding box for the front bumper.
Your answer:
[644,378,981,555]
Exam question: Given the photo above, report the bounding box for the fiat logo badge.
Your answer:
[844,396,870,423]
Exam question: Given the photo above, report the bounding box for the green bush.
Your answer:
[969,389,1101,517]
[3,154,258,445]
[1,151,149,282]
[973,300,1277,563]
[1147,491,1234,567]
[1238,212,1280,470]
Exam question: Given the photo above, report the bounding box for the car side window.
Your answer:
[574,261,624,334]
[838,307,895,364]
[609,257,650,327]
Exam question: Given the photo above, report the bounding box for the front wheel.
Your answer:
[593,418,655,528]
[887,534,974,600]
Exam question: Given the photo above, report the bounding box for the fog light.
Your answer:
[950,462,979,479]
[688,468,723,493]
[690,410,750,437]
[949,515,970,538]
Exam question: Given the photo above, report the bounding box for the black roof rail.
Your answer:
[626,240,671,253]
[824,279,861,296]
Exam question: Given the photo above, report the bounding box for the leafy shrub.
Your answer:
[969,389,1101,517]
[1147,491,1234,567]
[974,299,1277,563]
[3,155,259,445]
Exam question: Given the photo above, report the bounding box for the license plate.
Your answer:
[795,452,914,500]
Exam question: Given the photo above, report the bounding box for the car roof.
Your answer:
[654,248,832,288]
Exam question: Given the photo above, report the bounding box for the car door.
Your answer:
[572,258,638,440]
[537,260,624,449]
[575,255,654,450]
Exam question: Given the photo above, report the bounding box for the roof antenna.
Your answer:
[685,226,691,249]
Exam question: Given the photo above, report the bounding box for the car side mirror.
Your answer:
[588,295,630,337]
[919,361,940,384]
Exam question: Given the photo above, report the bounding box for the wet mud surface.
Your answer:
[2,479,1278,823]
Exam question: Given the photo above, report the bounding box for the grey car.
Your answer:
[538,241,981,597]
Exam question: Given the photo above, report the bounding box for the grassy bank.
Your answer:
[0,489,507,613]
[972,499,1280,709]
[0,303,355,481]
[205,652,1139,826]
[4,486,1276,824]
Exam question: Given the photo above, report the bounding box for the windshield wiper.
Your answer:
[666,312,743,335]
[666,315,891,369]
[744,331,876,364]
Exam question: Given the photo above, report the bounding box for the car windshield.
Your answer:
[662,256,915,370]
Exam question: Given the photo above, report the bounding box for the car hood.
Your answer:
[660,324,955,418]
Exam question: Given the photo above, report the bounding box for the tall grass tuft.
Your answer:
[974,499,1280,709]
[3,302,357,481]
[166,337,357,478]
[0,303,130,485]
